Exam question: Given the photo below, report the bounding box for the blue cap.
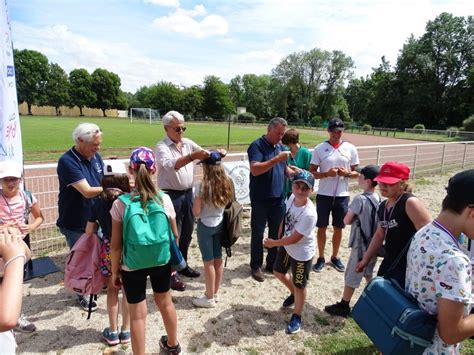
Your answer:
[198,150,222,165]
[292,170,315,189]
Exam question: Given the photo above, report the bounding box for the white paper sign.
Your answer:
[0,0,23,167]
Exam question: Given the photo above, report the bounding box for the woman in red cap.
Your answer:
[355,162,431,288]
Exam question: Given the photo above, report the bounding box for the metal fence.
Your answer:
[404,128,474,140]
[23,141,474,256]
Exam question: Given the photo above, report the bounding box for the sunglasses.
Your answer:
[170,126,186,133]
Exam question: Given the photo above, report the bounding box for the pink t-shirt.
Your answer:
[0,190,37,238]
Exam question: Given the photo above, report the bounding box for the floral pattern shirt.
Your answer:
[406,223,472,355]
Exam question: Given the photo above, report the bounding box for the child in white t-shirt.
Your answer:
[264,170,317,334]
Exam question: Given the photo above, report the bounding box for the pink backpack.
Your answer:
[64,233,106,318]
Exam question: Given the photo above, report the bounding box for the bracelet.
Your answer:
[3,254,27,269]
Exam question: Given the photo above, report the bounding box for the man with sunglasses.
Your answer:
[309,118,359,274]
[57,122,104,311]
[156,110,215,291]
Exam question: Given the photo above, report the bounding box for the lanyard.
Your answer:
[432,219,460,248]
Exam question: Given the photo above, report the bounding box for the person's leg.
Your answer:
[128,301,147,355]
[265,197,285,270]
[250,199,266,270]
[59,227,84,250]
[317,227,327,258]
[273,270,294,293]
[293,287,306,316]
[121,286,130,332]
[179,190,195,262]
[331,227,343,258]
[196,221,216,298]
[154,292,178,347]
[212,222,224,295]
[342,285,355,302]
[202,260,215,299]
[331,196,349,258]
[315,195,331,259]
[214,258,223,295]
[106,277,119,331]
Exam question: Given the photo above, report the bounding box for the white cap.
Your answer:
[103,160,127,176]
[0,160,22,179]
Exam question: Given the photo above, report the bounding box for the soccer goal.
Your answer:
[129,108,161,124]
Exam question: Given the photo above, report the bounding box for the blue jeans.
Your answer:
[250,197,285,270]
[196,220,224,262]
[165,189,194,262]
[59,227,85,249]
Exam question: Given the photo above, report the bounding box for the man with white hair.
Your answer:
[156,111,212,291]
[57,123,104,311]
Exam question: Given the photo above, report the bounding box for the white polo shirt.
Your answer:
[310,141,359,197]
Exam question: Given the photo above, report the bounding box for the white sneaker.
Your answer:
[192,295,216,308]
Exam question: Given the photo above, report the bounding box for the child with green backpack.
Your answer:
[110,147,181,355]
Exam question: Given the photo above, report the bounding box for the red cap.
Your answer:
[374,162,410,184]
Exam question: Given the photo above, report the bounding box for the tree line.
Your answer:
[14,12,473,129]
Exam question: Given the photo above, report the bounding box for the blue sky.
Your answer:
[8,0,472,93]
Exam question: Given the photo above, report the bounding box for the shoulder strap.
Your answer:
[357,194,378,247]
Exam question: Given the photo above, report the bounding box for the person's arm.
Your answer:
[192,195,202,218]
[72,179,103,199]
[174,149,209,170]
[310,164,338,179]
[355,224,384,272]
[250,150,291,177]
[337,164,359,178]
[343,208,356,225]
[437,298,474,344]
[406,197,432,229]
[169,217,179,244]
[0,227,30,331]
[85,221,98,236]
[20,202,44,235]
[110,218,123,289]
[264,230,304,248]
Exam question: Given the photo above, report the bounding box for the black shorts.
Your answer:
[273,247,312,289]
[316,194,349,229]
[121,264,171,304]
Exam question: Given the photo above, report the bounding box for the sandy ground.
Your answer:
[16,170,457,354]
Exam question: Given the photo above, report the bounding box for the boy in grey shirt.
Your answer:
[324,165,381,317]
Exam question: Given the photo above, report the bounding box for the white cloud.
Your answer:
[144,0,180,7]
[152,5,228,38]
[274,37,294,47]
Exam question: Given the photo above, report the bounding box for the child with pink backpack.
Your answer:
[85,160,131,346]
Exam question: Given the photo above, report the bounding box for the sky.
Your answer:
[8,0,472,93]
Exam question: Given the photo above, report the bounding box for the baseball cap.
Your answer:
[129,147,156,173]
[103,159,127,176]
[446,169,474,205]
[0,160,22,179]
[374,162,410,184]
[328,118,344,132]
[355,164,380,181]
[292,170,315,189]
[198,150,222,165]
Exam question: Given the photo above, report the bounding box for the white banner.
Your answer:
[223,160,250,205]
[0,0,22,167]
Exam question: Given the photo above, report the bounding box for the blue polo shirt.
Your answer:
[56,147,104,230]
[247,136,286,201]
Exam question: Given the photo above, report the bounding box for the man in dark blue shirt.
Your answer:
[247,117,296,282]
[57,123,104,311]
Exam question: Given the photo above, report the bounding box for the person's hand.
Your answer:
[18,223,31,235]
[326,167,338,177]
[0,226,30,262]
[337,167,351,177]
[355,259,367,273]
[275,151,291,162]
[192,149,210,161]
[111,271,122,289]
[263,238,275,248]
[217,148,227,157]
[287,165,300,178]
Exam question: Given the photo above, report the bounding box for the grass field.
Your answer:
[20,116,326,161]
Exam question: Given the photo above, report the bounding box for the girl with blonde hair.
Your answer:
[192,151,233,308]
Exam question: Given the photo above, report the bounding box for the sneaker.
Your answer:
[324,301,351,318]
[286,314,301,334]
[78,295,98,312]
[14,314,36,333]
[330,256,345,272]
[102,327,120,346]
[313,257,325,272]
[159,335,181,354]
[214,293,219,303]
[282,294,294,307]
[119,329,131,344]
[251,267,264,282]
[192,295,216,308]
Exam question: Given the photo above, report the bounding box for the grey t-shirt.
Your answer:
[348,192,381,250]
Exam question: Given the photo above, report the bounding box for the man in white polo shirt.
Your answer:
[310,118,359,273]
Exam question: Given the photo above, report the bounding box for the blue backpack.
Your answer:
[119,193,171,270]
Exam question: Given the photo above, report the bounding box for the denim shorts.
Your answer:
[196,220,224,262]
[316,195,349,229]
[59,227,84,249]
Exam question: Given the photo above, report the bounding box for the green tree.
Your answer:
[14,49,49,115]
[145,81,182,113]
[202,75,234,120]
[91,68,122,117]
[69,68,95,116]
[181,85,203,119]
[44,63,69,115]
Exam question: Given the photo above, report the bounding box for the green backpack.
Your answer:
[119,192,171,270]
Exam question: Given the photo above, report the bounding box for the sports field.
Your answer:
[20,116,327,161]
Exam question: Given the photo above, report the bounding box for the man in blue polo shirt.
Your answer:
[248,117,296,282]
[57,122,104,311]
